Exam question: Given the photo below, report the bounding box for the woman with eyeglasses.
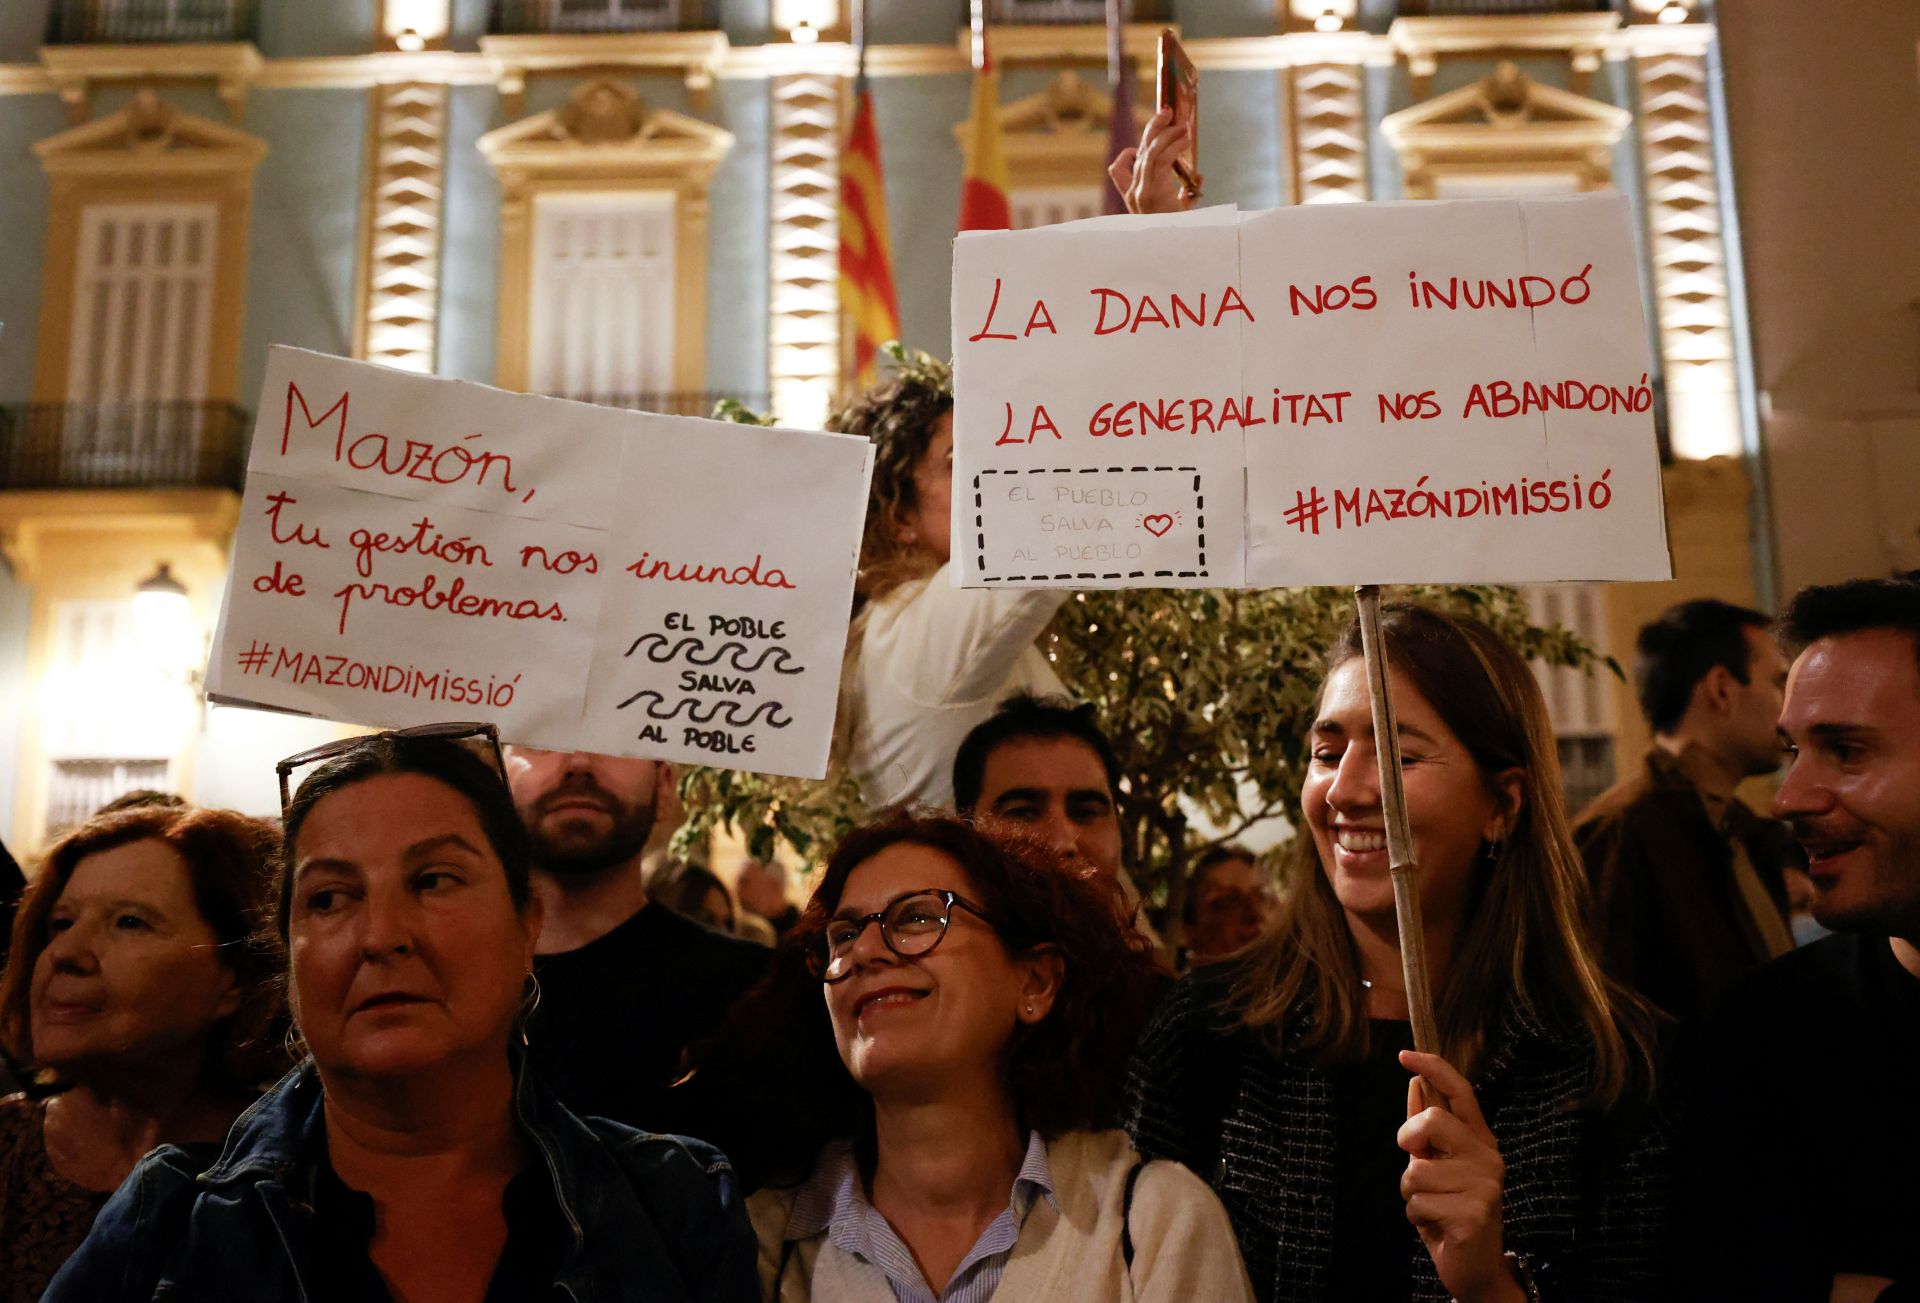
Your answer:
[0,804,283,1303]
[694,810,1253,1302]
[47,726,758,1303]
[1125,605,1671,1303]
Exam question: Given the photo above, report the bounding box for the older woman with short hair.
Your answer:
[0,804,283,1303]
[47,726,757,1303]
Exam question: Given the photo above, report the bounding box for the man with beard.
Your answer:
[1684,578,1920,1301]
[505,747,768,1147]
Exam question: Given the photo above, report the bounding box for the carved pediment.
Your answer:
[1382,63,1627,199]
[478,79,734,180]
[950,70,1149,145]
[952,70,1149,182]
[32,91,266,176]
[1383,63,1629,144]
[1006,70,1142,138]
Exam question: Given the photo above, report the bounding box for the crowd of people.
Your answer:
[0,111,1915,1303]
[2,531,1914,1303]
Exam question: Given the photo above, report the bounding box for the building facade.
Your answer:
[0,0,1907,851]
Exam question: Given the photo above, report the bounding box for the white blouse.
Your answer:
[847,563,1069,812]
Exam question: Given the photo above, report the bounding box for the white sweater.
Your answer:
[846,564,1068,811]
[748,1129,1256,1303]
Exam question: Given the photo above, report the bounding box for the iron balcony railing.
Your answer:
[0,402,249,492]
[986,0,1158,23]
[486,0,705,36]
[44,0,258,45]
[550,390,773,419]
[1396,0,1616,15]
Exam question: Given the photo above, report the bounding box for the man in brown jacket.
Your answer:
[1574,598,1803,1023]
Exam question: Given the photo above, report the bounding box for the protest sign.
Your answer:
[207,348,873,779]
[952,207,1249,587]
[951,193,1671,589]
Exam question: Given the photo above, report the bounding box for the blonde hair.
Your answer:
[1227,603,1655,1107]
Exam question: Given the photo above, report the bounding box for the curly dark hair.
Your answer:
[826,348,953,604]
[688,810,1169,1187]
[0,806,287,1089]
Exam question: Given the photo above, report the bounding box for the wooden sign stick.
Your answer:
[1354,584,1444,1108]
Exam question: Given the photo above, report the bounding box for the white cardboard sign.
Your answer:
[951,194,1671,589]
[207,348,874,779]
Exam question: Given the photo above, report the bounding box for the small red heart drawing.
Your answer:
[1142,514,1174,537]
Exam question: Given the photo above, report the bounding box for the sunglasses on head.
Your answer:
[275,722,507,822]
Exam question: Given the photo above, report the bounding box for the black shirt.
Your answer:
[1328,1019,1418,1302]
[308,1153,566,1303]
[1683,932,1920,1299]
[527,902,768,1146]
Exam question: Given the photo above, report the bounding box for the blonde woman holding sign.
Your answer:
[1125,604,1670,1303]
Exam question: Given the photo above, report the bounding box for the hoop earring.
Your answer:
[519,971,543,1047]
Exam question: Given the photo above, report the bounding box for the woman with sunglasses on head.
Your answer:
[0,804,282,1303]
[697,811,1253,1302]
[1125,605,1670,1303]
[47,726,758,1303]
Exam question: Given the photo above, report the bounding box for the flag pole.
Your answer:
[853,0,867,81]
[1102,0,1135,214]
[1354,584,1443,1107]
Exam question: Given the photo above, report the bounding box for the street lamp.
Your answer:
[133,562,196,683]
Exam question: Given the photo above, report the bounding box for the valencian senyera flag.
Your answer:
[838,75,901,386]
[957,37,1012,232]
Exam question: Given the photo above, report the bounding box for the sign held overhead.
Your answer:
[208,348,874,780]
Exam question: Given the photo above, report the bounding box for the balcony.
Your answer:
[44,0,258,45]
[1396,0,1615,14]
[987,0,1164,23]
[486,0,707,35]
[0,402,249,493]
[550,390,772,419]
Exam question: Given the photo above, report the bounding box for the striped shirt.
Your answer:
[784,1131,1056,1303]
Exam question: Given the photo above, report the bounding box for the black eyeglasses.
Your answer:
[275,722,508,820]
[806,888,995,983]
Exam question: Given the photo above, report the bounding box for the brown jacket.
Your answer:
[1574,747,1798,1025]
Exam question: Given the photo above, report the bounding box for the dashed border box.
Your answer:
[973,465,1207,582]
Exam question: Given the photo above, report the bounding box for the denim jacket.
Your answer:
[43,1056,760,1303]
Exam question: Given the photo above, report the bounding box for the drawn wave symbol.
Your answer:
[615,690,794,730]
[623,634,805,676]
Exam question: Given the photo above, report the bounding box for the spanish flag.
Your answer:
[838,76,901,386]
[957,27,1011,232]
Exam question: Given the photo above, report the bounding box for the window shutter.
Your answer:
[68,202,218,408]
[528,192,678,406]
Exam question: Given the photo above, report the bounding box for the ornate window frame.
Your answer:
[478,79,734,396]
[1380,61,1628,200]
[29,92,265,407]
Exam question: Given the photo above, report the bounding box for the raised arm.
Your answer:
[863,568,1070,708]
[1109,107,1199,217]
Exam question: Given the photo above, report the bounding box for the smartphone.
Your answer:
[1156,28,1202,196]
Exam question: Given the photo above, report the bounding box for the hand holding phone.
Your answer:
[1156,29,1202,200]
